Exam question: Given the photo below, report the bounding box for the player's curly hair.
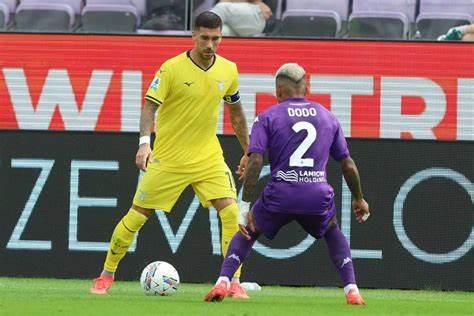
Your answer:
[194,11,223,30]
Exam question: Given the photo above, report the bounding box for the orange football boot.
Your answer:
[228,282,250,299]
[345,289,365,305]
[204,281,229,302]
[90,274,114,295]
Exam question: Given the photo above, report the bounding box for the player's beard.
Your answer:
[202,49,214,60]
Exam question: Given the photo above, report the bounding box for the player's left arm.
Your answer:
[227,100,249,151]
[238,152,264,239]
[226,100,250,179]
[225,63,249,179]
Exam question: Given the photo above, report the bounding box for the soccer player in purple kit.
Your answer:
[204,63,370,305]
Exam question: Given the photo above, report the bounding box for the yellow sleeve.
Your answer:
[145,63,172,105]
[223,64,241,105]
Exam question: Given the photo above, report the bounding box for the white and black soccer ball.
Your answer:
[140,261,180,296]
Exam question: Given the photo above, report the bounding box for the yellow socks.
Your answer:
[103,205,243,278]
[103,209,148,273]
[218,203,242,278]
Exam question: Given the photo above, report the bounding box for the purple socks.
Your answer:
[218,221,356,288]
[324,223,356,286]
[219,231,258,280]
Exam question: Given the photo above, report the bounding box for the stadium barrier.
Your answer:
[0,34,473,141]
[0,131,472,291]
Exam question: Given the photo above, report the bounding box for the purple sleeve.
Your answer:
[330,121,349,161]
[247,116,269,155]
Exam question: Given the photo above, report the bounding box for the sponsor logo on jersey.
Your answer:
[276,170,298,182]
[276,170,326,183]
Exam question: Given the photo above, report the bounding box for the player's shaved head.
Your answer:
[275,63,307,102]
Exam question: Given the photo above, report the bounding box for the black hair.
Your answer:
[194,11,222,30]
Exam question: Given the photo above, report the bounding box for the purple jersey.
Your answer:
[248,97,349,215]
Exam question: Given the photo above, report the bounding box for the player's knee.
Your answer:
[122,208,150,232]
[131,204,154,218]
[212,198,236,211]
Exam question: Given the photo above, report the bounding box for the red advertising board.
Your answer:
[0,34,472,140]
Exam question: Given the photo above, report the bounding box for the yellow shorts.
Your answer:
[132,160,237,211]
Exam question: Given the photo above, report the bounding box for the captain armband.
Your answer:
[223,90,241,104]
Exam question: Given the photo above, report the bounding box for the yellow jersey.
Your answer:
[145,51,240,173]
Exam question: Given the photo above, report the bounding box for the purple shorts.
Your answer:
[251,198,337,240]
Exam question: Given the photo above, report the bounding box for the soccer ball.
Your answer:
[140,261,180,296]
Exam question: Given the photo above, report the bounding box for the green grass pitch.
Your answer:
[0,278,472,315]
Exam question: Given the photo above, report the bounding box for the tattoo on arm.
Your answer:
[341,157,364,200]
[140,100,159,137]
[242,153,264,202]
[227,101,249,152]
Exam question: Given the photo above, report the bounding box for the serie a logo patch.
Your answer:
[150,78,160,91]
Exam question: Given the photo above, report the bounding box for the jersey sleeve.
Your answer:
[145,63,171,105]
[247,115,269,155]
[223,64,241,105]
[330,120,350,161]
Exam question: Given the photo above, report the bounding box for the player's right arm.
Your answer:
[238,114,269,239]
[239,152,264,239]
[136,100,159,172]
[137,64,171,171]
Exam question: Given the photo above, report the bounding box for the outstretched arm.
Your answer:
[340,156,370,223]
[226,101,250,179]
[238,152,264,239]
[136,100,159,172]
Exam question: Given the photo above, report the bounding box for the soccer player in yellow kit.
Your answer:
[91,11,250,298]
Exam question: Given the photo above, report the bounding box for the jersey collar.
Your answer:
[187,50,216,72]
[284,97,308,102]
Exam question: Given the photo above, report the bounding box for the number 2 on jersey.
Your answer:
[289,121,317,167]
